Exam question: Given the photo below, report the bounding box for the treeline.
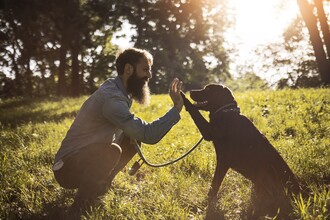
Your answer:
[0,0,329,98]
[0,0,230,98]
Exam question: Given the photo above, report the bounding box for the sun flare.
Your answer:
[230,0,299,48]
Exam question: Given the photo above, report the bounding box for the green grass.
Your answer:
[0,88,329,219]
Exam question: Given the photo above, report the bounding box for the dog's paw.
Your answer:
[180,91,195,111]
[180,91,188,101]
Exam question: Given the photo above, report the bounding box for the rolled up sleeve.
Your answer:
[102,96,180,144]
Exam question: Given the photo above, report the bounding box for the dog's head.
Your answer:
[190,84,237,112]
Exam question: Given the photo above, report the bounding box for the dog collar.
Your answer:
[211,103,240,118]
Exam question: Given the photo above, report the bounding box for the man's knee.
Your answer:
[109,143,122,156]
[105,143,122,166]
[120,135,138,153]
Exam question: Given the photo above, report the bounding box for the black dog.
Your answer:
[181,84,300,216]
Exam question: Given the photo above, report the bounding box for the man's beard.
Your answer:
[127,72,150,106]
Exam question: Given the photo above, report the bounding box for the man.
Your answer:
[52,48,183,209]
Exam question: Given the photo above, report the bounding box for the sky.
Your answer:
[226,0,300,80]
[228,0,299,50]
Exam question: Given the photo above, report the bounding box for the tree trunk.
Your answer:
[8,19,23,96]
[25,59,33,97]
[314,0,330,57]
[58,39,68,96]
[10,50,22,96]
[134,0,144,48]
[70,41,80,97]
[88,53,96,93]
[39,62,49,96]
[297,0,330,85]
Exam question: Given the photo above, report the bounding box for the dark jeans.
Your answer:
[54,135,138,199]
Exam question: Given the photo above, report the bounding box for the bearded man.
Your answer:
[52,48,183,209]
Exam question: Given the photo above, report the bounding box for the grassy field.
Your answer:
[0,88,329,219]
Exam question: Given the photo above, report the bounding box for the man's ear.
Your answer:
[124,63,133,76]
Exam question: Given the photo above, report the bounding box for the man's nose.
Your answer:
[147,70,152,79]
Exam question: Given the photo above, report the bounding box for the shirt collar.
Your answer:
[114,76,131,100]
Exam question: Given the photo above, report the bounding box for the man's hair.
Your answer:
[115,48,153,75]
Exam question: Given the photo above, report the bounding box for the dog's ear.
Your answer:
[216,85,237,104]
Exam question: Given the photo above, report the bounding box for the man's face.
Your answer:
[127,57,152,105]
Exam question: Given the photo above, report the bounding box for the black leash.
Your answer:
[129,137,204,175]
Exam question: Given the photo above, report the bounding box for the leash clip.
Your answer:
[128,159,144,176]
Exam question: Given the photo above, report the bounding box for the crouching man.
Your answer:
[52,48,183,210]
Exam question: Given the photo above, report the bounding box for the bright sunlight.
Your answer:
[228,0,299,52]
[112,0,301,83]
[225,0,301,82]
[113,0,300,52]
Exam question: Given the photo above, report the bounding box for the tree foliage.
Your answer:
[225,73,269,92]
[117,0,231,92]
[0,0,121,97]
[0,0,231,97]
[0,0,329,98]
[242,0,330,89]
[251,16,321,89]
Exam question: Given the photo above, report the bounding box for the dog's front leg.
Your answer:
[208,156,229,199]
[181,92,212,140]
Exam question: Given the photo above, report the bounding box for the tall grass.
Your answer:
[0,88,329,219]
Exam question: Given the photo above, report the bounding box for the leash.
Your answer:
[129,137,204,175]
[128,103,238,175]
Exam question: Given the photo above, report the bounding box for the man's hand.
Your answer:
[169,78,183,112]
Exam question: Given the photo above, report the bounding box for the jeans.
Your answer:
[53,135,138,199]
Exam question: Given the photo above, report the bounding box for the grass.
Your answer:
[0,88,329,219]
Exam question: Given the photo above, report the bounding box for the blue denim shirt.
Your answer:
[54,76,181,163]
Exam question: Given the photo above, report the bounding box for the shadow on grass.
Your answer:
[24,192,77,220]
[0,110,77,128]
[0,97,78,128]
[205,207,225,220]
[203,191,299,220]
[0,97,64,110]
[204,198,225,220]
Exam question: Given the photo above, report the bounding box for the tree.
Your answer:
[43,0,120,97]
[0,0,232,97]
[297,0,330,85]
[117,0,231,93]
[249,16,321,89]
[0,0,46,97]
[0,0,119,97]
[81,26,117,94]
[225,73,269,92]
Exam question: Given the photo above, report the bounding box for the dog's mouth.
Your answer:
[190,91,209,108]
[193,100,208,108]
[191,97,208,108]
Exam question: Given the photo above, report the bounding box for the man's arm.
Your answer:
[180,92,212,141]
[102,78,183,144]
[102,97,180,144]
